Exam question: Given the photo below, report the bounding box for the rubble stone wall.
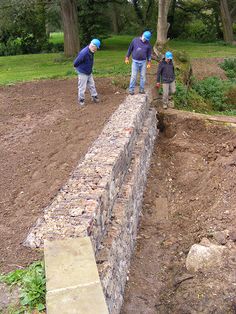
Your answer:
[25,93,158,313]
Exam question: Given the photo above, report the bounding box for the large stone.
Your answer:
[186,241,226,272]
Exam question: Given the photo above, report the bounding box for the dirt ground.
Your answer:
[0,77,126,273]
[191,58,227,80]
[121,107,236,313]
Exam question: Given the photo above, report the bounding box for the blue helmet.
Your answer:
[143,31,152,41]
[90,38,101,48]
[165,51,173,59]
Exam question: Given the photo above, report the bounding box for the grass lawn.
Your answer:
[0,34,236,85]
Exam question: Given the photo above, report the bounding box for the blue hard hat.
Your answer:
[165,51,173,59]
[143,31,152,41]
[90,38,101,48]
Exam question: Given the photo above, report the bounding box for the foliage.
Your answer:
[173,82,211,113]
[220,58,236,80]
[0,261,46,313]
[225,85,236,109]
[192,76,233,111]
[181,19,217,42]
[78,0,111,47]
[0,0,49,55]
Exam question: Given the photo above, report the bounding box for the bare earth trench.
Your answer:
[122,59,236,313]
[1,59,236,313]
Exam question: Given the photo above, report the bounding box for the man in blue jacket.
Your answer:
[156,51,176,109]
[74,39,100,107]
[125,31,152,95]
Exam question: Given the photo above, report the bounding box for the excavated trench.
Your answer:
[121,109,236,314]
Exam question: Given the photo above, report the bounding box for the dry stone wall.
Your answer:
[24,93,157,313]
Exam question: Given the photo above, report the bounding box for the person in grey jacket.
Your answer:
[74,39,100,107]
[156,51,176,109]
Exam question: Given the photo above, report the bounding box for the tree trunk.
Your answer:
[154,0,172,54]
[167,0,177,38]
[61,0,80,57]
[111,3,119,34]
[220,0,234,43]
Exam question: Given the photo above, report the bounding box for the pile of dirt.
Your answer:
[122,108,236,314]
[0,77,126,273]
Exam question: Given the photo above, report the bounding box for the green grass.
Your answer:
[169,40,236,58]
[0,34,236,85]
[49,32,64,44]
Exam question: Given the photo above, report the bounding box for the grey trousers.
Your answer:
[162,81,176,105]
[78,72,97,101]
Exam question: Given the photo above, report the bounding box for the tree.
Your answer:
[219,0,234,42]
[154,0,172,53]
[0,0,49,55]
[60,0,79,57]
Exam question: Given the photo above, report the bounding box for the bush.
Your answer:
[220,58,236,80]
[192,77,230,111]
[225,85,236,110]
[181,20,217,42]
[0,38,23,56]
[174,82,211,113]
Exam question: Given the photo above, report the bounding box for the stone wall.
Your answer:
[25,93,158,313]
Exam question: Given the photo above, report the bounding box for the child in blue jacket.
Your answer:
[74,39,100,107]
[156,51,176,109]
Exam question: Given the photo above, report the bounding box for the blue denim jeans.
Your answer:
[129,60,147,92]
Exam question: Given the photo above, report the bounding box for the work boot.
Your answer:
[163,103,168,109]
[92,95,99,103]
[79,99,85,107]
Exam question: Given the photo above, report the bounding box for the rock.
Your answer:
[0,283,20,311]
[229,230,236,242]
[186,241,226,272]
[213,231,228,245]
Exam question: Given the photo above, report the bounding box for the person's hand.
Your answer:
[125,57,129,65]
[147,62,151,69]
[156,82,161,88]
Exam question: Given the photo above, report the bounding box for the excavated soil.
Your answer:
[0,77,126,273]
[122,107,236,314]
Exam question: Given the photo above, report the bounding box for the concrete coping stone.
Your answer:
[45,237,109,314]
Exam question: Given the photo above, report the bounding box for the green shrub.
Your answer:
[225,85,236,110]
[174,82,211,113]
[181,20,217,42]
[0,39,23,56]
[220,58,236,80]
[192,76,228,111]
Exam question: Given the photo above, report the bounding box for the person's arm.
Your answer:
[73,50,85,67]
[126,39,134,59]
[147,44,152,62]
[157,62,163,83]
[146,44,152,68]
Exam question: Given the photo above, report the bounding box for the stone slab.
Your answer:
[47,282,108,314]
[44,237,100,291]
